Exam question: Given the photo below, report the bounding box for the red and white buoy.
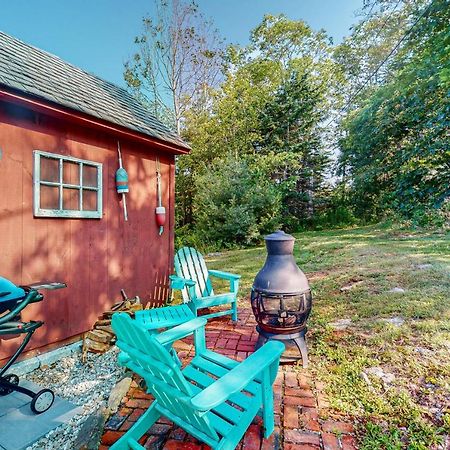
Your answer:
[155,157,166,235]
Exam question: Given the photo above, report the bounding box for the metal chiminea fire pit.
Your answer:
[251,230,312,367]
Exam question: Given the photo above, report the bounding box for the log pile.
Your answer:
[82,290,143,360]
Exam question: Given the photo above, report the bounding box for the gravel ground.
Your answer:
[24,346,125,450]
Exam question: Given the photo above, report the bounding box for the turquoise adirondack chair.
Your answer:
[171,247,240,322]
[111,313,284,450]
[134,247,240,333]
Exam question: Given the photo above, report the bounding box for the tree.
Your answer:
[258,70,331,228]
[339,0,450,222]
[124,0,224,132]
[178,15,338,232]
[334,0,428,102]
[330,0,429,148]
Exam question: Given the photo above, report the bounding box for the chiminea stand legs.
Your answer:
[255,326,308,368]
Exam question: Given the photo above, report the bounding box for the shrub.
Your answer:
[193,156,281,246]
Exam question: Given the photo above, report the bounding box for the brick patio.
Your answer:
[100,309,357,450]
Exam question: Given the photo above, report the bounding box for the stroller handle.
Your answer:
[0,288,42,326]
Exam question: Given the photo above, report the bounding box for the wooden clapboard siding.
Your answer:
[0,100,176,361]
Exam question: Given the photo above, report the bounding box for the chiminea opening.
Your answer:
[250,230,312,367]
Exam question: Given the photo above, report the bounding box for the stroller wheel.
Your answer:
[0,374,19,396]
[30,388,54,414]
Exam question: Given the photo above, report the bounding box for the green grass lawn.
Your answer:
[204,223,450,449]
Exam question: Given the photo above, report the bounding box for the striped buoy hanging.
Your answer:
[155,157,166,235]
[115,141,128,221]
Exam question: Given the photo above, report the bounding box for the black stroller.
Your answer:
[0,276,65,414]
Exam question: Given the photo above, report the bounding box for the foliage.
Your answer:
[126,1,450,444]
[175,51,281,230]
[258,69,331,228]
[310,203,358,230]
[334,0,427,99]
[177,15,339,237]
[128,0,449,247]
[338,0,450,222]
[361,422,403,450]
[193,156,281,247]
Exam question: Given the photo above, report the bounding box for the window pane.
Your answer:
[83,189,98,211]
[40,157,59,182]
[40,185,60,209]
[63,188,80,210]
[83,165,98,187]
[34,151,102,218]
[63,161,80,185]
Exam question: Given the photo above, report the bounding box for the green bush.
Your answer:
[193,156,281,247]
[174,225,214,253]
[410,200,449,229]
[312,205,358,230]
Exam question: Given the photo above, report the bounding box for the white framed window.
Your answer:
[33,150,102,218]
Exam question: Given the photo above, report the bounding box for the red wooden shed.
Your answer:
[0,31,190,361]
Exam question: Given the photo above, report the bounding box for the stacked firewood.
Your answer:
[82,290,143,360]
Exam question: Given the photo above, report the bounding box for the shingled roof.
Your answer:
[0,31,189,151]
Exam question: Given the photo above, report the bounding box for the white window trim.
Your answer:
[33,150,103,219]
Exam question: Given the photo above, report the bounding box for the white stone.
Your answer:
[383,373,396,383]
[416,264,433,270]
[365,366,396,384]
[414,347,432,356]
[340,281,364,291]
[360,371,372,386]
[38,341,82,367]
[329,318,352,330]
[388,287,405,293]
[382,316,405,327]
[107,377,132,414]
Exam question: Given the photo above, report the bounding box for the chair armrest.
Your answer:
[170,275,198,301]
[190,341,284,411]
[156,317,207,345]
[169,275,196,289]
[208,270,240,296]
[208,270,241,281]
[117,351,131,366]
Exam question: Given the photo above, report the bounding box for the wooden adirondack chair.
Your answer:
[111,313,284,450]
[170,247,240,322]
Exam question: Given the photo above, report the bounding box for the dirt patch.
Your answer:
[308,270,330,281]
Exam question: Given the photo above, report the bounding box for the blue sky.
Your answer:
[0,0,363,88]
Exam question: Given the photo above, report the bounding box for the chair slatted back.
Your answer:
[112,313,219,441]
[174,247,214,302]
